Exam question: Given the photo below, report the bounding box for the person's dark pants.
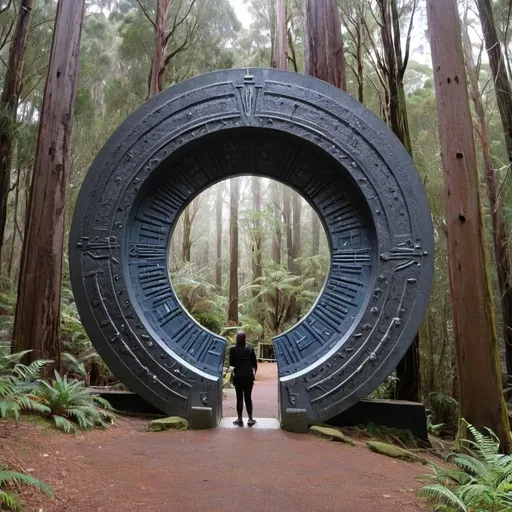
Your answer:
[234,376,254,418]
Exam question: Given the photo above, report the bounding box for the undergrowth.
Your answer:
[418,421,512,511]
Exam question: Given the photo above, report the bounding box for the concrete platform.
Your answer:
[220,417,281,429]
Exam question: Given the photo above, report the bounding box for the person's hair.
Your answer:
[236,330,246,347]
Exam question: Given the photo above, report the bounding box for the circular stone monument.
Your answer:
[70,68,434,428]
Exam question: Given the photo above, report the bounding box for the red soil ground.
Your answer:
[0,363,430,512]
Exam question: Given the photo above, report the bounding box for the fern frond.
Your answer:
[91,395,113,410]
[0,400,19,420]
[458,482,494,506]
[12,359,52,381]
[417,484,468,511]
[52,414,77,433]
[452,454,490,479]
[61,352,87,377]
[0,490,21,511]
[0,350,32,373]
[14,395,51,414]
[0,469,53,496]
[65,407,94,429]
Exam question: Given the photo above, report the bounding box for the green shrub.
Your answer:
[193,312,224,334]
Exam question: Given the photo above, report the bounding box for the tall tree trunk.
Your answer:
[356,22,364,103]
[269,0,278,68]
[304,0,347,91]
[13,0,86,374]
[181,205,192,263]
[292,191,301,273]
[427,0,511,452]
[389,0,413,154]
[0,0,34,269]
[227,178,240,324]
[251,177,263,292]
[181,198,199,264]
[7,148,21,278]
[476,0,512,165]
[282,186,293,272]
[148,0,170,98]
[378,0,408,152]
[377,0,419,401]
[215,183,223,288]
[463,16,512,380]
[276,0,287,70]
[272,183,282,265]
[311,210,320,256]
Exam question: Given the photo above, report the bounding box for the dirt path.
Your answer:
[223,362,278,418]
[1,372,430,512]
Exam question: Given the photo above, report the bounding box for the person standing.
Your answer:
[229,331,257,426]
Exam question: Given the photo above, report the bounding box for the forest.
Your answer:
[0,0,512,510]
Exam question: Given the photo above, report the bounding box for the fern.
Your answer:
[418,421,512,511]
[61,352,87,377]
[12,359,53,381]
[0,466,53,511]
[0,490,21,511]
[34,371,115,432]
[51,414,77,433]
[417,484,468,511]
[0,353,52,421]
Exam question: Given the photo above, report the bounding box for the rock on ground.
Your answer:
[149,416,189,432]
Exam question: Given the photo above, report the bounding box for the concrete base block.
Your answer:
[282,408,309,434]
[327,399,428,440]
[190,406,213,429]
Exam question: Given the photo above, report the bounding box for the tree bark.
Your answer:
[181,205,192,263]
[276,0,287,70]
[227,178,240,324]
[463,16,512,380]
[215,182,223,288]
[427,0,511,452]
[7,147,21,278]
[13,0,86,374]
[282,186,293,272]
[181,198,199,263]
[355,22,364,103]
[269,0,278,68]
[311,210,320,256]
[251,177,263,291]
[374,0,419,400]
[476,0,512,165]
[272,183,282,265]
[378,0,412,153]
[0,0,34,268]
[292,191,301,273]
[148,0,170,98]
[304,0,347,91]
[390,0,413,154]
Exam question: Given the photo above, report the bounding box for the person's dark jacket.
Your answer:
[229,344,257,379]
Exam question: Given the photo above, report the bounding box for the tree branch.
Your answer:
[134,0,156,31]
[400,0,418,77]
